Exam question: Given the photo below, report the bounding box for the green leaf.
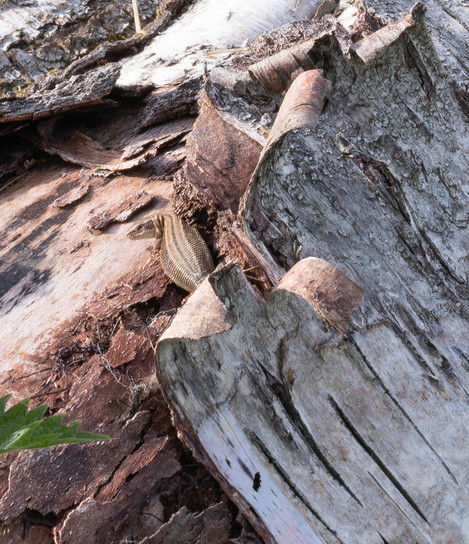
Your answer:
[0,395,109,455]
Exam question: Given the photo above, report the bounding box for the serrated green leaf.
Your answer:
[0,395,109,455]
[0,395,10,414]
[24,404,48,424]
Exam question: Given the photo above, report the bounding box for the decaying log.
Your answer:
[152,3,469,543]
[156,256,469,542]
[1,1,469,543]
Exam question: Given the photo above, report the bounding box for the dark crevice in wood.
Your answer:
[260,350,364,507]
[369,472,433,544]
[350,335,460,486]
[402,104,433,141]
[376,306,441,382]
[411,215,466,288]
[394,226,461,305]
[403,35,435,100]
[378,533,391,544]
[384,308,469,401]
[249,431,345,544]
[328,395,430,526]
[23,509,58,539]
[437,353,469,401]
[452,79,469,119]
[252,472,261,492]
[454,346,469,370]
[352,153,412,221]
[354,150,463,294]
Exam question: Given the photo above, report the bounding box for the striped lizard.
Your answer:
[127,212,215,292]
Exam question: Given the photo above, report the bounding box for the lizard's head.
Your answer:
[127,217,158,239]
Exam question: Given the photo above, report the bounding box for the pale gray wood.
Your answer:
[117,0,324,88]
[155,5,469,543]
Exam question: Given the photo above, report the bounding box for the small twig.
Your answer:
[131,0,142,33]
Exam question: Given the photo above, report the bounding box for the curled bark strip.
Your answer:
[38,117,193,170]
[274,257,364,336]
[263,69,331,150]
[351,2,426,65]
[248,39,316,93]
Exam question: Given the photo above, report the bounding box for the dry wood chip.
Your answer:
[52,183,90,208]
[87,190,155,233]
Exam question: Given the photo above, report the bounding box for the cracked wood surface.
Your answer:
[153,5,469,543]
[0,45,263,541]
[1,1,469,543]
[157,259,469,542]
[0,170,174,375]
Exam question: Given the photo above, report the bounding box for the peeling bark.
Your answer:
[153,4,469,543]
[1,1,469,543]
[0,64,120,125]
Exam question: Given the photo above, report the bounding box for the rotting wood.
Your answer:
[55,0,189,84]
[37,116,194,171]
[182,91,262,214]
[153,4,469,543]
[137,503,232,544]
[240,68,332,282]
[0,64,120,126]
[363,0,469,80]
[1,1,468,543]
[53,435,182,543]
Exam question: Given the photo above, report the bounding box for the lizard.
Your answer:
[127,212,215,293]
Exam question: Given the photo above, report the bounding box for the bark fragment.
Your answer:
[249,40,316,93]
[54,435,181,544]
[52,183,90,208]
[351,2,426,65]
[138,503,232,544]
[276,257,363,335]
[87,191,156,233]
[0,64,120,125]
[184,92,262,214]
